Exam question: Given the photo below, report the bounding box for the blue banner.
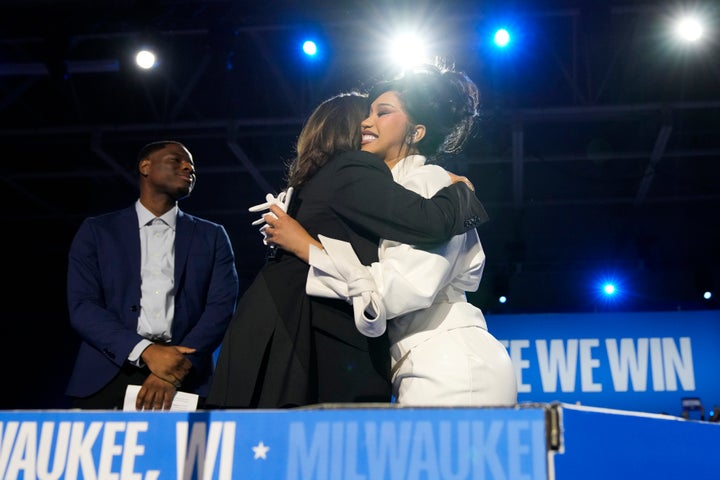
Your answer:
[487,310,720,415]
[0,407,548,480]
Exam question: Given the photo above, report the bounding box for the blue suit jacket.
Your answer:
[65,205,239,398]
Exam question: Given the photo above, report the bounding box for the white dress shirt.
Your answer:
[128,201,177,363]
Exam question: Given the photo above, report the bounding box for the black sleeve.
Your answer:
[330,151,488,245]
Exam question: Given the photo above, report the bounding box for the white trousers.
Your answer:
[391,326,518,407]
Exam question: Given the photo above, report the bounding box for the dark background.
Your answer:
[1,0,718,409]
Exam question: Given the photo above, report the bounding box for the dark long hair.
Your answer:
[367,63,479,159]
[285,92,368,188]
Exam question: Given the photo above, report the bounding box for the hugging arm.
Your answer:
[329,151,486,245]
[256,151,487,251]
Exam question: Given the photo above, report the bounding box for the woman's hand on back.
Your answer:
[447,171,474,191]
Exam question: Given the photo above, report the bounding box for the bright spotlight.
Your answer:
[603,283,616,296]
[703,291,712,300]
[498,295,507,304]
[493,28,511,48]
[302,40,318,56]
[388,33,429,69]
[674,16,704,42]
[135,49,157,70]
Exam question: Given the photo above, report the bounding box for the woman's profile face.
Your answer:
[360,91,413,168]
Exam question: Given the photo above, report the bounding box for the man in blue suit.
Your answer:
[66,140,239,410]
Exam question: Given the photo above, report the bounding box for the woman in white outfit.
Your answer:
[261,64,517,407]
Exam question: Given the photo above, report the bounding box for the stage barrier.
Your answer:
[1,402,718,479]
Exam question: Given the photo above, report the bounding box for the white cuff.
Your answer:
[306,235,387,337]
[128,339,154,366]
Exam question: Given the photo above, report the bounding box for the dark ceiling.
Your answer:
[2,0,719,319]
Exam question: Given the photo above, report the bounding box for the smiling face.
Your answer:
[361,91,422,169]
[139,142,196,200]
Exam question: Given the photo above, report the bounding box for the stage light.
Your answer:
[387,32,429,69]
[225,51,235,71]
[662,8,714,54]
[592,272,625,308]
[135,49,157,70]
[674,15,704,43]
[694,269,714,303]
[302,40,318,57]
[710,405,720,422]
[493,28,511,48]
[480,11,526,53]
[298,37,324,66]
[492,273,510,306]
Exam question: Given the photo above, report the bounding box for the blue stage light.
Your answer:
[302,40,318,57]
[493,28,511,48]
[591,272,625,309]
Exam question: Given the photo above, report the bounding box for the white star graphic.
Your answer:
[252,441,270,460]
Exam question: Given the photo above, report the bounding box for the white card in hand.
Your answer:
[123,384,199,411]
